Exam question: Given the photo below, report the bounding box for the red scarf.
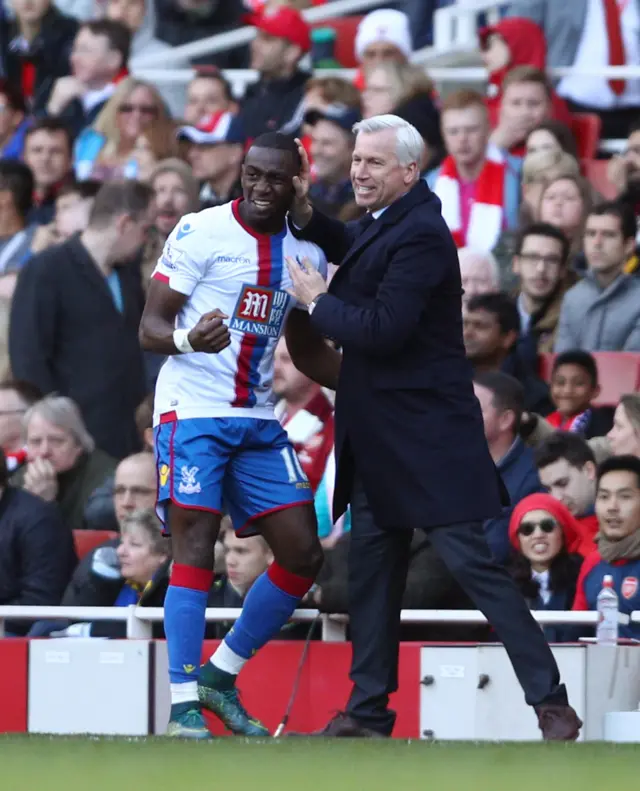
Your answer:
[433,145,505,249]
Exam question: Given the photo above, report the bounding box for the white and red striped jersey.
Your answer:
[151,199,327,423]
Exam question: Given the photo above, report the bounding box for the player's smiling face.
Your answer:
[241,146,297,230]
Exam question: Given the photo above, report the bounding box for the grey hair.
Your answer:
[23,395,95,453]
[121,508,169,557]
[458,247,500,288]
[352,114,425,169]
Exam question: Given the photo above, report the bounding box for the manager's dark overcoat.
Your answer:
[302,180,508,529]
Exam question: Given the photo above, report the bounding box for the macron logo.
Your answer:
[176,222,195,241]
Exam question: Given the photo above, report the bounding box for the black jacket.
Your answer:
[8,236,147,459]
[238,70,309,140]
[299,183,508,530]
[0,7,78,114]
[154,0,245,67]
[0,486,77,635]
[57,98,108,142]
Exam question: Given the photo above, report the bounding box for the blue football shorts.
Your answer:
[154,412,313,535]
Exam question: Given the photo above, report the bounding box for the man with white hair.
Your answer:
[458,247,500,305]
[11,395,117,532]
[286,114,581,740]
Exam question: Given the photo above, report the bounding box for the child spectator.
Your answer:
[547,351,615,438]
[480,18,572,131]
[507,492,589,643]
[573,456,640,640]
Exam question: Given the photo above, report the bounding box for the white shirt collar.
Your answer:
[82,83,116,113]
[370,206,388,219]
[532,569,552,604]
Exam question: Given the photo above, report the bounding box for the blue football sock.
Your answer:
[223,563,313,660]
[165,564,213,686]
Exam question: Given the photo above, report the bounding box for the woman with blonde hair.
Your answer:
[74,78,177,182]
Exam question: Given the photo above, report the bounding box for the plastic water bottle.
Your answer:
[596,575,619,646]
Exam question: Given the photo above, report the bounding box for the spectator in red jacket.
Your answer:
[480,18,572,131]
[534,432,599,540]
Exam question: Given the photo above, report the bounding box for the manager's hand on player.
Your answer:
[188,309,231,354]
[286,256,328,307]
[291,138,313,230]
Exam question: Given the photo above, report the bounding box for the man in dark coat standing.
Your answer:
[285,114,581,741]
[9,181,151,460]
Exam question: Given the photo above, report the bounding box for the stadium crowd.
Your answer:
[1,0,640,645]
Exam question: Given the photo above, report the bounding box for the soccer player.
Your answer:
[139,133,329,739]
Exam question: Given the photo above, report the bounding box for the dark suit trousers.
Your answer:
[346,481,568,735]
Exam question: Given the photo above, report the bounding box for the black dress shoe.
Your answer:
[289,712,386,738]
[535,704,582,741]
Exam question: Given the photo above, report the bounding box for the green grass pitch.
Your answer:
[2,737,640,791]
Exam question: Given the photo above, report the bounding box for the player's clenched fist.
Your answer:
[188,309,231,354]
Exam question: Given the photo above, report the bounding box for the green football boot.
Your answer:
[198,663,269,737]
[166,702,213,740]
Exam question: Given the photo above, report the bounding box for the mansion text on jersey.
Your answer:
[230,318,281,337]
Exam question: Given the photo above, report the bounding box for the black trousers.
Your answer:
[345,480,568,735]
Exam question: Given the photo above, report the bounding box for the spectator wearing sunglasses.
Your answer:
[508,492,591,643]
[74,77,174,183]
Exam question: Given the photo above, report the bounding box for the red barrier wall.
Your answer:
[0,639,421,737]
[0,639,28,732]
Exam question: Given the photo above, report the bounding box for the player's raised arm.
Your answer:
[139,278,231,356]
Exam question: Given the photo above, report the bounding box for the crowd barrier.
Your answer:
[0,605,628,641]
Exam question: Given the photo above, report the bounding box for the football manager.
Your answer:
[284,114,581,741]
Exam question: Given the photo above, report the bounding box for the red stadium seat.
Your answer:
[73,530,118,560]
[311,16,363,68]
[539,352,640,407]
[582,159,618,199]
[571,113,602,160]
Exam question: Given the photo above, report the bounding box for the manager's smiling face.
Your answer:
[350,128,417,213]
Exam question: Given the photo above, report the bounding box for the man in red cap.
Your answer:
[239,5,312,140]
